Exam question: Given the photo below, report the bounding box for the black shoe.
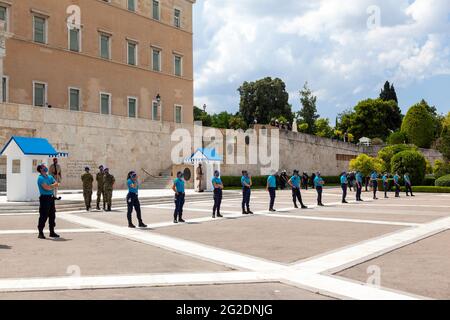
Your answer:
[411,195,415,197]
[179,219,186,223]
[128,223,136,228]
[247,210,254,215]
[96,206,101,210]
[217,213,223,218]
[49,232,60,238]
[319,203,325,207]
[342,201,348,204]
[269,208,276,212]
[212,214,216,219]
[38,232,46,240]
[138,222,147,228]
[242,210,248,215]
[301,205,308,209]
[294,204,299,209]
[173,219,178,224]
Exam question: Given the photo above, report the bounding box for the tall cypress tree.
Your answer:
[298,82,320,134]
[380,81,398,103]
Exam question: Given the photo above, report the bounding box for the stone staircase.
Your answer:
[0,191,239,214]
[140,169,172,189]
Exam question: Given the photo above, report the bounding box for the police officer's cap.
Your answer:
[85,167,90,171]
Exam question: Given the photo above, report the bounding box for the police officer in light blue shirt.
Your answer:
[36,164,60,240]
[404,172,415,197]
[172,171,186,224]
[212,170,224,219]
[370,171,379,200]
[393,172,401,198]
[288,170,307,209]
[382,173,390,199]
[267,171,277,212]
[126,171,147,229]
[241,171,253,215]
[314,172,325,206]
[340,172,349,204]
[355,171,363,202]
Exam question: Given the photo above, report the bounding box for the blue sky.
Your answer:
[193,0,450,123]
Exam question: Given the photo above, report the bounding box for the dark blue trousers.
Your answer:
[268,187,276,209]
[174,193,185,220]
[242,187,251,211]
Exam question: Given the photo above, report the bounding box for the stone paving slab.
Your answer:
[0,232,231,279]
[336,231,450,300]
[0,215,88,230]
[0,282,332,300]
[154,216,404,263]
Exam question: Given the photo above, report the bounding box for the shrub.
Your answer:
[423,175,436,186]
[399,186,450,193]
[433,160,450,179]
[387,131,407,145]
[401,102,436,148]
[378,144,417,172]
[435,174,450,187]
[391,150,426,185]
[371,138,384,146]
[350,154,384,176]
[322,176,340,184]
[221,176,268,188]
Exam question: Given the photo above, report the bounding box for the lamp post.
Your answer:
[156,94,161,122]
[202,104,207,113]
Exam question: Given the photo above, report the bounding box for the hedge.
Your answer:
[423,176,436,186]
[435,174,450,187]
[400,186,450,193]
[221,175,341,188]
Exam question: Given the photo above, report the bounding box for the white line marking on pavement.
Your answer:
[0,229,103,235]
[0,271,278,293]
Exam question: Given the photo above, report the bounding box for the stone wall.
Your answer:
[0,103,444,190]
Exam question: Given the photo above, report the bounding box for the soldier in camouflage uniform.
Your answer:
[81,167,94,211]
[103,168,115,212]
[96,165,105,210]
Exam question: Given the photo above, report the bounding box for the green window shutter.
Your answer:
[70,89,80,111]
[128,42,136,65]
[34,84,45,107]
[100,35,110,59]
[34,17,46,43]
[128,99,136,117]
[101,94,110,114]
[153,1,160,20]
[69,28,80,52]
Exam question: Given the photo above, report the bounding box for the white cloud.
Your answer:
[194,0,450,118]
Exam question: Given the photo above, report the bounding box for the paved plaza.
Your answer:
[0,188,449,300]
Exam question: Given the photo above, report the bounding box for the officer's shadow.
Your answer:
[0,244,12,249]
[49,238,72,242]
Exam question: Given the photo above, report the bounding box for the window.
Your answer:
[127,41,137,66]
[100,93,111,115]
[152,0,160,20]
[1,76,7,103]
[128,97,137,118]
[32,159,39,172]
[152,49,161,72]
[128,0,135,12]
[33,82,47,107]
[33,16,47,44]
[174,8,181,28]
[69,88,80,111]
[69,28,81,52]
[174,55,182,76]
[0,6,8,31]
[12,160,20,174]
[152,101,159,121]
[100,33,111,59]
[175,105,182,123]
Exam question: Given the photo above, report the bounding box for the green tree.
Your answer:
[401,101,436,148]
[349,154,384,176]
[337,99,402,141]
[193,106,212,127]
[433,159,450,178]
[228,114,248,130]
[379,81,398,103]
[297,82,319,134]
[387,131,408,145]
[391,150,427,185]
[315,118,334,138]
[436,112,450,160]
[378,144,418,172]
[420,99,444,139]
[211,112,232,129]
[238,77,292,126]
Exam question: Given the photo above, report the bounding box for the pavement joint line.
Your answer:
[0,271,279,293]
[0,229,104,235]
[292,216,450,275]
